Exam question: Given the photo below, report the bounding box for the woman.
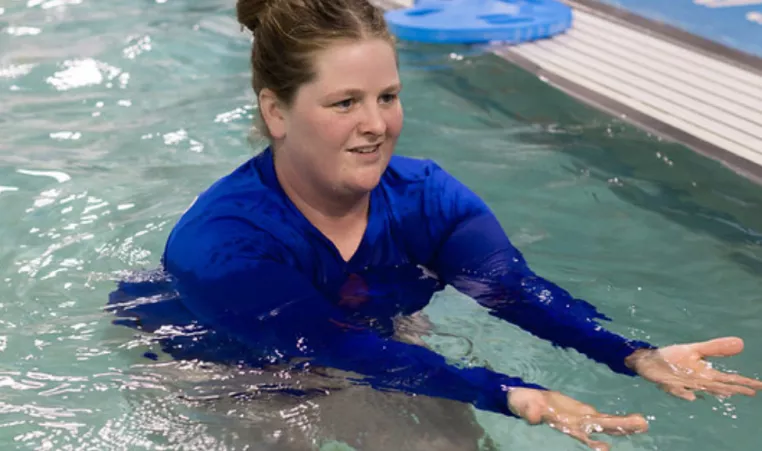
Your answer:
[109,0,762,449]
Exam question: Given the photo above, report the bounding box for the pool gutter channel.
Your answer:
[376,0,762,185]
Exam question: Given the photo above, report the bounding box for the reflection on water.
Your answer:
[1,0,761,450]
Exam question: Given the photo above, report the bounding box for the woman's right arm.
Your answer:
[164,218,545,417]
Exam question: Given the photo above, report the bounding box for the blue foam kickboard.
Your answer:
[385,0,573,44]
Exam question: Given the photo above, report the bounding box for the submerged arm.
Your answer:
[166,221,546,417]
[426,166,655,375]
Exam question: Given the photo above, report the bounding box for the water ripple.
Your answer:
[0,1,761,450]
[46,59,124,91]
[17,168,71,183]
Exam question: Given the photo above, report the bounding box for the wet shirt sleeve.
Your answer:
[423,163,655,376]
[164,217,546,417]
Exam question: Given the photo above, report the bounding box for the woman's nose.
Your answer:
[359,104,386,136]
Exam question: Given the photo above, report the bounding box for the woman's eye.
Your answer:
[334,98,354,110]
[380,93,398,104]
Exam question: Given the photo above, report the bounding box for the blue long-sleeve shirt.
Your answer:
[108,147,654,417]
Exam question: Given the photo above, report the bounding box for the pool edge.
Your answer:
[492,46,762,185]
[563,0,762,76]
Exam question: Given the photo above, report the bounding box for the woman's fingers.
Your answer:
[709,370,762,391]
[582,413,650,436]
[549,422,611,451]
[667,379,756,399]
[525,390,647,450]
[546,412,647,450]
[691,380,756,398]
[691,337,744,358]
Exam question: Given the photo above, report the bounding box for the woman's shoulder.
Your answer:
[177,157,282,227]
[382,155,467,203]
[383,154,447,186]
[163,156,295,272]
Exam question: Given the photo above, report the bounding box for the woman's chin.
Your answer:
[344,171,383,195]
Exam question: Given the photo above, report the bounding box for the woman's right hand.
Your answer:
[507,387,649,450]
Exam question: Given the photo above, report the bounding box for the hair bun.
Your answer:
[236,0,270,33]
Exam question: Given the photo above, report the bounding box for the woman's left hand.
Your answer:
[625,337,762,401]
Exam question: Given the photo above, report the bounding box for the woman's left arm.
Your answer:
[426,162,762,398]
[423,162,653,375]
[433,207,653,375]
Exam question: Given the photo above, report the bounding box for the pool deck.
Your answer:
[379,0,762,183]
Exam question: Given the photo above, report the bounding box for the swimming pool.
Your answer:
[2,0,762,449]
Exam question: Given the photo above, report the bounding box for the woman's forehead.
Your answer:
[314,40,398,80]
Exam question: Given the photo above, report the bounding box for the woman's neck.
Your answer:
[273,151,370,260]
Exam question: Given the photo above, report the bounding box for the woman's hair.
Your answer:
[236,0,394,137]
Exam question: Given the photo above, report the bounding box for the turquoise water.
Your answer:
[2,1,762,449]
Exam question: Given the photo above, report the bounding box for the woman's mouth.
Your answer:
[348,144,380,154]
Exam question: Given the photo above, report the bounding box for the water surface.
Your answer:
[2,1,762,449]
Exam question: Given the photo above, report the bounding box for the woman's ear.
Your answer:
[258,88,287,139]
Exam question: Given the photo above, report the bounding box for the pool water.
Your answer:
[2,1,762,449]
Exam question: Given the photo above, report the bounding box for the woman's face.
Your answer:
[263,38,403,199]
